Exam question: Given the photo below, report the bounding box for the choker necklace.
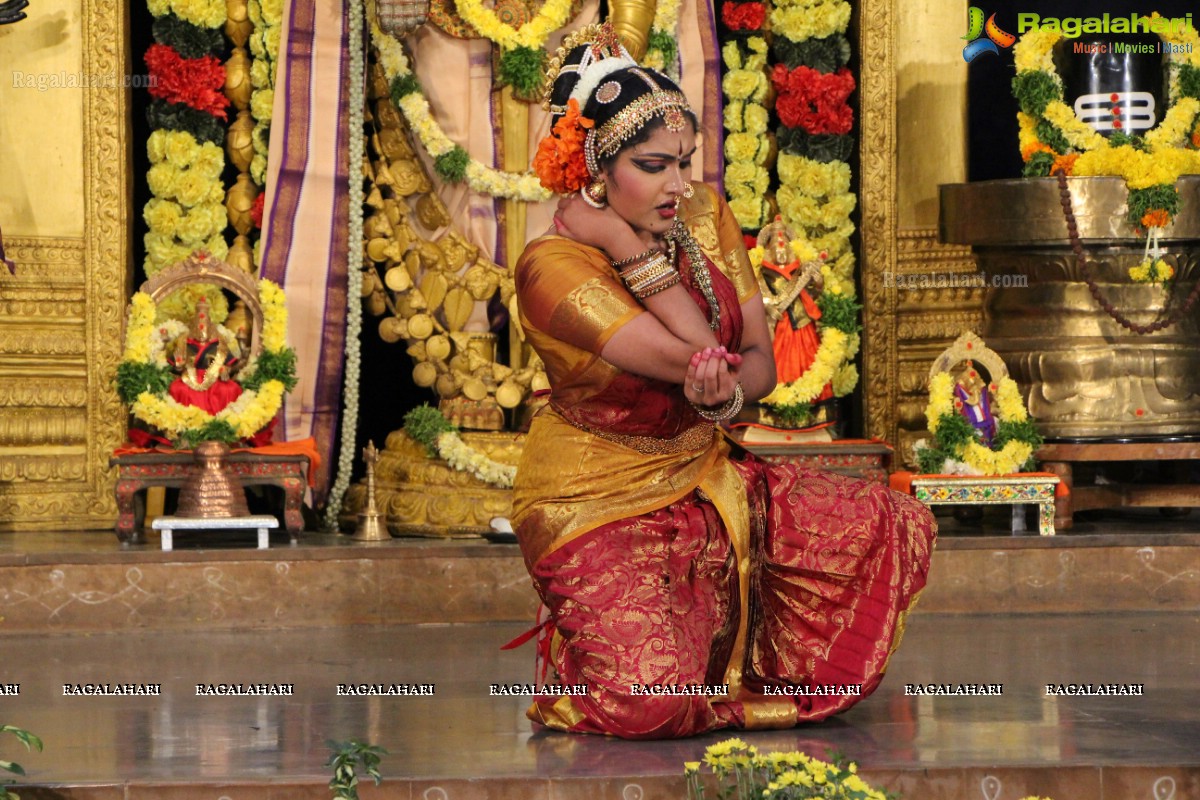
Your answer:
[665,219,720,331]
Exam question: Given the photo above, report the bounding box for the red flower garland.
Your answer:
[145,43,230,120]
[250,192,266,229]
[770,65,855,135]
[721,2,766,31]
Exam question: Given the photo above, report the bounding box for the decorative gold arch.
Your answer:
[142,254,265,364]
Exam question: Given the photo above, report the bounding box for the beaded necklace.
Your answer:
[665,219,720,331]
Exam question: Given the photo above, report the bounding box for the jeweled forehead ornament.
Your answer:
[584,66,691,173]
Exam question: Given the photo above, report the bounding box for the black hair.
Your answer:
[547,45,697,170]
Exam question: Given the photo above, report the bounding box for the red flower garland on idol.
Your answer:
[145,43,231,120]
[721,2,766,31]
[770,65,854,135]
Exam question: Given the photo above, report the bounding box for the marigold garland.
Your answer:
[642,0,682,74]
[721,36,771,230]
[370,21,553,202]
[919,372,1041,476]
[145,44,230,119]
[117,279,297,447]
[1012,14,1200,234]
[770,65,855,134]
[754,0,861,410]
[721,2,765,31]
[403,405,516,488]
[142,0,231,322]
[452,0,575,98]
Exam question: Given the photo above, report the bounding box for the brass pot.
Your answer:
[940,176,1200,440]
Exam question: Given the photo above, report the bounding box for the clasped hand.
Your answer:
[685,346,742,407]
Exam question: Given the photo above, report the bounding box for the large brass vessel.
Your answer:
[940,176,1200,440]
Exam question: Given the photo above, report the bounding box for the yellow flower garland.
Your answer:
[454,0,573,51]
[1014,15,1200,226]
[769,0,850,43]
[370,21,553,202]
[120,279,292,443]
[642,0,682,73]
[925,372,1037,475]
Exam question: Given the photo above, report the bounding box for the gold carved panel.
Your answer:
[0,0,129,529]
[858,0,986,467]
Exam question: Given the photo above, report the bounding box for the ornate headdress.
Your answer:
[533,23,693,197]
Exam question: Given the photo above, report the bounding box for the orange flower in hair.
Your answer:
[533,99,594,194]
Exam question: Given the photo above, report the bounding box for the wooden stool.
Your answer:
[909,474,1061,536]
[1037,441,1200,529]
[110,451,309,544]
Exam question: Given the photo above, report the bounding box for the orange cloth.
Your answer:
[112,437,321,487]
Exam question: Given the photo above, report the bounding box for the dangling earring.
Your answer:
[682,182,695,199]
[581,180,607,209]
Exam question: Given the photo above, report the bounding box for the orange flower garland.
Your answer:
[533,99,594,194]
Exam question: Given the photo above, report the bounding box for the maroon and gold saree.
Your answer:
[511,184,936,739]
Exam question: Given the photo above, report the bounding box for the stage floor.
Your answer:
[2,611,1198,799]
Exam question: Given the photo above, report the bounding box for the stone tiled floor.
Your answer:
[3,512,1200,798]
[1,612,1197,799]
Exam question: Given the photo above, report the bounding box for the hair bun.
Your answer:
[542,23,632,122]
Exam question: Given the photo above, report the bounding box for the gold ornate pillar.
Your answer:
[0,0,130,529]
[858,0,984,466]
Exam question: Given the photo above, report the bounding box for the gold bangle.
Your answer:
[612,248,659,269]
[620,252,670,283]
[692,383,744,422]
[634,271,681,298]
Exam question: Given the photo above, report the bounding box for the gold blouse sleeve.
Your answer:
[711,186,760,304]
[515,237,644,354]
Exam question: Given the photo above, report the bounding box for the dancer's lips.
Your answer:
[656,202,677,219]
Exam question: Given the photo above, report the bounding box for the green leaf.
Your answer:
[116,361,173,404]
[390,73,422,104]
[404,404,458,456]
[241,347,298,393]
[1011,70,1061,117]
[1178,64,1200,101]
[497,46,547,101]
[816,292,861,334]
[0,761,23,776]
[647,29,678,67]
[434,147,470,183]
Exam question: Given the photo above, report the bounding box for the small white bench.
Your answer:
[151,515,280,551]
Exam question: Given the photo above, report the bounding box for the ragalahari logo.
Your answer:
[963,7,1016,62]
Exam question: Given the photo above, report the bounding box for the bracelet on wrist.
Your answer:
[611,247,659,270]
[692,382,745,422]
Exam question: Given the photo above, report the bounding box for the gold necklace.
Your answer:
[666,220,720,331]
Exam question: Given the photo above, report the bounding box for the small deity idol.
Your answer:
[167,298,244,415]
[756,216,830,399]
[953,360,997,446]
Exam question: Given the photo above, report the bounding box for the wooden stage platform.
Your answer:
[2,513,1199,800]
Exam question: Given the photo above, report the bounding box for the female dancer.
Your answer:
[512,24,936,739]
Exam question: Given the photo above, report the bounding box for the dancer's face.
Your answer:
[600,121,697,240]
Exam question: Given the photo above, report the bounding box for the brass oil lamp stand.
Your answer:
[352,440,391,541]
